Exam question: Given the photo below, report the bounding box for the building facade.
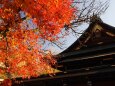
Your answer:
[13,17,115,86]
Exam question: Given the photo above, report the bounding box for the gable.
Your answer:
[81,23,115,49]
[61,22,115,54]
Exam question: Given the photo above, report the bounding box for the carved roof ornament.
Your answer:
[90,14,103,23]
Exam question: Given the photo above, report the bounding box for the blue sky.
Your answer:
[101,0,115,27]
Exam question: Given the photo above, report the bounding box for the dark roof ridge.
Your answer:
[59,19,115,54]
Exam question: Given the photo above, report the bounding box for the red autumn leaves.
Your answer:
[0,0,75,79]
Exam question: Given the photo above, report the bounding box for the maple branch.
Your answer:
[2,27,12,79]
[65,0,109,31]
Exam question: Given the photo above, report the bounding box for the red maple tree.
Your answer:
[0,0,75,85]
